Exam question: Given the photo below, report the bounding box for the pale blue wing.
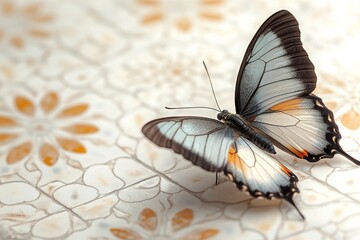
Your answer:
[235,10,316,118]
[142,117,235,172]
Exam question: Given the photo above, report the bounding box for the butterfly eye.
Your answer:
[217,110,229,120]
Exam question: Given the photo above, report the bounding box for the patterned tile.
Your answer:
[0,0,360,239]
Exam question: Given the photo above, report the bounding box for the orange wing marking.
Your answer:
[227,146,248,175]
[280,164,293,176]
[287,146,309,158]
[271,98,302,111]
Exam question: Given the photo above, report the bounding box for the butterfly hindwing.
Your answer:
[225,136,298,196]
[251,95,360,164]
[142,117,235,172]
[224,136,303,217]
[235,10,316,118]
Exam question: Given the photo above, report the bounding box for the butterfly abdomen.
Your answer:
[226,113,276,154]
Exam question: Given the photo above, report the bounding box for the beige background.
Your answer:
[0,0,360,239]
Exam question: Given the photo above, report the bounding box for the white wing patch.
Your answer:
[265,55,291,72]
[252,32,278,58]
[181,119,221,135]
[225,136,299,198]
[252,32,286,62]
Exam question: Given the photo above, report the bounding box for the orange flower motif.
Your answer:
[137,0,224,32]
[0,1,53,49]
[110,208,219,239]
[0,91,99,166]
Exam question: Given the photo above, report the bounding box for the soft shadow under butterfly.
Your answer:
[142,10,360,219]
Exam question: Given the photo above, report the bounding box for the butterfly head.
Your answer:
[217,109,230,121]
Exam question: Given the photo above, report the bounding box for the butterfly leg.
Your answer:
[215,172,220,185]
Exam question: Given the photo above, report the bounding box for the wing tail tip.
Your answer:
[338,150,360,165]
[285,196,305,220]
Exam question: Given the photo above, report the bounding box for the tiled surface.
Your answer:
[0,0,360,239]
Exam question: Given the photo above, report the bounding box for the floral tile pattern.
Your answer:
[0,1,53,50]
[0,0,360,239]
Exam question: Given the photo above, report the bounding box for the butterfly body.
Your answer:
[142,10,360,219]
[217,109,276,154]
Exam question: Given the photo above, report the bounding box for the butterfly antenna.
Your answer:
[215,172,220,185]
[165,106,220,112]
[203,61,221,111]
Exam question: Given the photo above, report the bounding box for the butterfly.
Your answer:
[141,10,360,219]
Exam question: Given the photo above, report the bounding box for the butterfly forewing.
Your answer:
[235,10,316,118]
[142,117,234,172]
